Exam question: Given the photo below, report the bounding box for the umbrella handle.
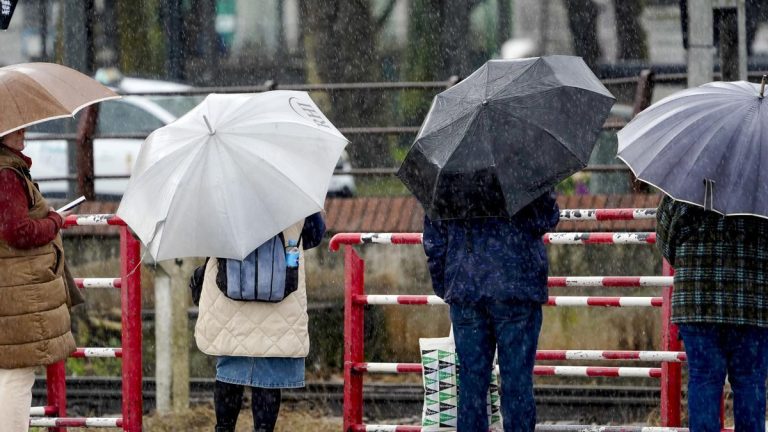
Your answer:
[761,75,767,98]
[703,178,716,212]
[203,115,216,135]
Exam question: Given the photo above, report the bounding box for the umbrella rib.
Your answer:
[0,77,72,135]
[617,91,760,217]
[491,86,567,105]
[209,134,244,259]
[217,134,330,212]
[495,105,587,165]
[0,79,27,123]
[484,61,540,101]
[614,153,731,217]
[32,66,115,104]
[4,72,73,115]
[644,102,744,181]
[428,109,481,212]
[417,108,480,143]
[224,140,324,255]
[125,136,210,256]
[484,62,491,100]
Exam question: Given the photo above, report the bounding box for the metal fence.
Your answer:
[31,69,768,198]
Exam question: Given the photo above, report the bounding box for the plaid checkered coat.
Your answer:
[656,195,768,327]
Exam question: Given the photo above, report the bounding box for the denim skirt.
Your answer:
[216,355,305,389]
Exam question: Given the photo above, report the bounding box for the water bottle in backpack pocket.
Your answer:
[215,232,301,302]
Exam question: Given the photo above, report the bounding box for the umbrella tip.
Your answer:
[203,115,216,135]
[482,99,489,107]
[760,75,767,98]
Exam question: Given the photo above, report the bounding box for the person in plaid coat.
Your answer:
[656,194,768,432]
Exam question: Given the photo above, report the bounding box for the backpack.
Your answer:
[215,232,300,303]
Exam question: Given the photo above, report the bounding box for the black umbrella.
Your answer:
[397,56,615,220]
[1,0,19,30]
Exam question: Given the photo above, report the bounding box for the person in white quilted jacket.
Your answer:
[194,213,325,432]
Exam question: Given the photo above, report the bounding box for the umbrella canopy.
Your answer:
[397,56,615,220]
[0,62,119,136]
[116,91,348,261]
[617,81,768,218]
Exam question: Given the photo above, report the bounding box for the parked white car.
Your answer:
[25,94,201,199]
[327,150,356,198]
[24,77,356,199]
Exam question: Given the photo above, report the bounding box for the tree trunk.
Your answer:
[116,0,165,76]
[497,0,512,51]
[62,0,94,74]
[614,0,648,61]
[162,0,184,80]
[299,0,390,169]
[563,0,601,70]
[439,0,473,77]
[185,0,219,84]
[400,0,443,140]
[405,0,442,82]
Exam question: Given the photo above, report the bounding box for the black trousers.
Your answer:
[214,380,281,432]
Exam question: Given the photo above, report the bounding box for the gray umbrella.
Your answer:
[617,81,768,218]
[397,55,615,220]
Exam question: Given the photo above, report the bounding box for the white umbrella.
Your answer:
[116,91,348,261]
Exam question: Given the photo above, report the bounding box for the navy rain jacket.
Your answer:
[423,192,560,304]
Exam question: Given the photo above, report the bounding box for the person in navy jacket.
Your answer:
[423,191,559,432]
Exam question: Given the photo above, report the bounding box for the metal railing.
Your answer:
[330,207,684,431]
[26,71,659,195]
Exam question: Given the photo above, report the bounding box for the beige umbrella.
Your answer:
[0,62,120,136]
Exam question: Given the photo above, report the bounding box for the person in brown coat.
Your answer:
[0,128,76,432]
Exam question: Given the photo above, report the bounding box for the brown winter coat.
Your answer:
[0,150,76,368]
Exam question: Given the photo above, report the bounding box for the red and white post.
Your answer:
[343,246,365,432]
[661,259,682,426]
[120,226,142,432]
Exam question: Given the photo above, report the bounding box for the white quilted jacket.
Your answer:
[194,222,309,357]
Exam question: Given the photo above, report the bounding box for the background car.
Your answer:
[326,150,356,198]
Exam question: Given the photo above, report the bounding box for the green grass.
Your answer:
[357,176,410,197]
[356,173,591,198]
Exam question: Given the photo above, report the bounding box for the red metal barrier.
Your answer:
[120,226,142,432]
[35,215,142,431]
[661,260,682,427]
[343,246,365,431]
[330,208,683,432]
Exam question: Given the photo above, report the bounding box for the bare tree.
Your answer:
[614,0,648,61]
[402,0,487,129]
[183,0,220,84]
[298,0,397,168]
[563,0,601,70]
[497,0,512,51]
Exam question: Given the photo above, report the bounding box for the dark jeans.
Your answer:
[214,380,281,432]
[679,323,768,432]
[450,301,543,432]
